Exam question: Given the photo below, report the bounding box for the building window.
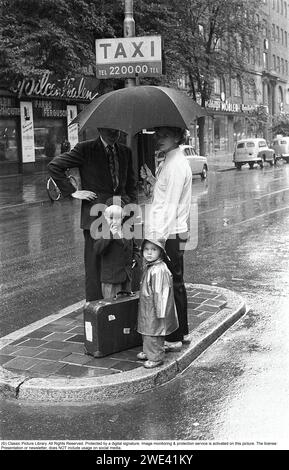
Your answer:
[257,48,261,66]
[277,26,280,42]
[285,2,287,17]
[272,24,276,40]
[232,77,242,97]
[273,54,276,69]
[281,29,284,44]
[214,77,221,95]
[272,0,275,8]
[263,52,269,69]
[285,31,288,47]
[277,0,280,12]
[281,0,284,14]
[286,60,288,75]
[281,58,284,74]
[277,56,280,72]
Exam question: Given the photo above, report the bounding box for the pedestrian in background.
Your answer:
[48,128,137,301]
[140,127,192,352]
[137,238,178,369]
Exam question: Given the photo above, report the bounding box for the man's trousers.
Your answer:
[165,233,189,342]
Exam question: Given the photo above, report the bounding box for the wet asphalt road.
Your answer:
[1,161,289,446]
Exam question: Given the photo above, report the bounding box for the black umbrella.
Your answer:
[70,85,207,135]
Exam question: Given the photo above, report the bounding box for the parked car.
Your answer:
[180,145,208,179]
[233,138,275,169]
[271,136,289,163]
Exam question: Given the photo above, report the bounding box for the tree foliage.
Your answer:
[165,0,263,104]
[247,105,269,138]
[0,0,115,81]
[271,114,289,137]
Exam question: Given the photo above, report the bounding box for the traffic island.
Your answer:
[0,284,248,403]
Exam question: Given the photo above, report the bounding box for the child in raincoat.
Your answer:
[137,238,179,369]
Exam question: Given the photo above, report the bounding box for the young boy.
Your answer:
[94,204,139,298]
[137,238,179,369]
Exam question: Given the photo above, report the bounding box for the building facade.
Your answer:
[179,0,289,158]
[0,73,99,176]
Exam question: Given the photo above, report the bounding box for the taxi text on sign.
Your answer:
[95,36,162,79]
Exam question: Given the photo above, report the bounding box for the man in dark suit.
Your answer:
[47,128,138,301]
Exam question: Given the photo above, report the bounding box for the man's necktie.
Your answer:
[107,145,119,191]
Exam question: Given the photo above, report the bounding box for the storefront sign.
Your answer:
[95,36,162,78]
[20,102,35,163]
[12,73,99,101]
[0,96,20,116]
[67,105,79,149]
[206,99,257,113]
[0,107,20,116]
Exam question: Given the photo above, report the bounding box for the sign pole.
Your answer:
[124,0,136,88]
[123,0,139,184]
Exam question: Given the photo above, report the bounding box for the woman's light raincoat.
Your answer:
[137,259,179,336]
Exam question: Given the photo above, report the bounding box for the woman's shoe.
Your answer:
[143,360,164,369]
[182,334,191,344]
[137,351,147,360]
[164,341,182,352]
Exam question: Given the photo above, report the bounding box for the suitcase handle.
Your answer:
[113,290,135,300]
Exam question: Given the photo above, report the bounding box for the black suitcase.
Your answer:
[83,291,142,358]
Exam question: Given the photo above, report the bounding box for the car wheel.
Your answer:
[235,163,242,169]
[259,158,264,168]
[249,163,254,169]
[200,165,208,179]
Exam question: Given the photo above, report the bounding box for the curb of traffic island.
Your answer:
[0,284,248,404]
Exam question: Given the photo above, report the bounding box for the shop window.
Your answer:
[0,119,19,164]
[214,116,228,152]
[34,119,66,160]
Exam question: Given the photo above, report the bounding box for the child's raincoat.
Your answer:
[137,259,179,336]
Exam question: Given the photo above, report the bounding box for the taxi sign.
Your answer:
[95,36,162,79]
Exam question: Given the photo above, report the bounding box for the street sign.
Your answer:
[95,36,162,79]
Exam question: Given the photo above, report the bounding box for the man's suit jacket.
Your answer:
[47,138,138,230]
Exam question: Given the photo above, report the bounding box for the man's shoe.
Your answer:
[182,334,191,344]
[143,360,164,369]
[137,351,147,360]
[164,341,182,352]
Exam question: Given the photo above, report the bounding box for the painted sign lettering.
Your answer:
[11,72,99,101]
[95,36,162,79]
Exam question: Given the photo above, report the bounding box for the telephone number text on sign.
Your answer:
[96,62,162,79]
